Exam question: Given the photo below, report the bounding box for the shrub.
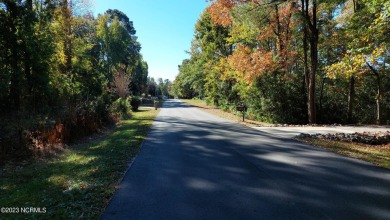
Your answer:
[112,65,131,98]
[129,96,142,111]
[110,98,132,120]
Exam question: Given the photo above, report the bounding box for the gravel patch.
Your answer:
[297,131,390,145]
[254,125,390,139]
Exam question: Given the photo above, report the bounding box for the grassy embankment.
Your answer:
[180,99,269,127]
[181,99,390,170]
[299,138,390,169]
[0,107,159,219]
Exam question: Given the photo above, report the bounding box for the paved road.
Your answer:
[102,100,390,220]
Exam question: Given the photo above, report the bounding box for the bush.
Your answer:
[110,98,132,120]
[129,96,142,111]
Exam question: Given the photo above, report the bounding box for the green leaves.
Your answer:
[174,0,390,124]
[96,10,146,96]
[0,2,149,160]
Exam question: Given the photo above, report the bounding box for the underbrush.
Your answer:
[181,99,269,126]
[0,107,159,219]
[0,97,134,165]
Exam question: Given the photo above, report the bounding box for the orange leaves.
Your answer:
[207,0,260,27]
[225,44,298,84]
[207,0,298,84]
[207,0,235,27]
[227,45,276,83]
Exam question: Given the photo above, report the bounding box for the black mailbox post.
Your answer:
[236,103,247,122]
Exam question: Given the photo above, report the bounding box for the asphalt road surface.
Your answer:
[102,99,390,220]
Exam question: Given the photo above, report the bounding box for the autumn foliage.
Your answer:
[207,0,235,27]
[209,1,299,83]
[174,0,390,125]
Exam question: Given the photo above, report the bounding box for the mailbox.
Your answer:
[154,101,159,110]
[236,103,247,122]
[236,105,247,112]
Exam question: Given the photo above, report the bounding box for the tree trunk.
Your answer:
[8,2,21,110]
[62,0,72,75]
[366,62,382,125]
[307,66,316,124]
[302,0,310,123]
[303,0,318,124]
[310,0,318,124]
[24,0,33,103]
[376,92,381,125]
[347,75,355,123]
[318,75,326,122]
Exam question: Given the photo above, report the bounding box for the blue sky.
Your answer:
[93,0,210,81]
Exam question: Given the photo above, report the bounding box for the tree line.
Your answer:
[147,77,173,99]
[173,0,389,125]
[0,0,150,159]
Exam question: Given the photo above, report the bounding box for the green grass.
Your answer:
[0,107,160,219]
[299,138,390,169]
[181,99,213,108]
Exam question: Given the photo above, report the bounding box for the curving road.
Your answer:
[102,99,390,219]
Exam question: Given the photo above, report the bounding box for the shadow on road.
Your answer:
[102,100,390,220]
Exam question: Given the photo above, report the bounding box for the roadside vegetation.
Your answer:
[0,2,173,165]
[172,0,389,125]
[175,0,389,171]
[299,138,390,169]
[181,99,268,126]
[0,107,159,219]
